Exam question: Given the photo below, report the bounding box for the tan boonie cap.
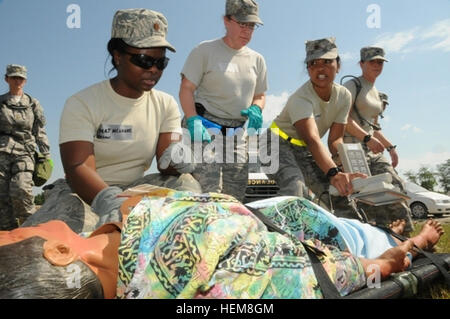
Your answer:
[379,92,389,105]
[111,8,175,52]
[360,46,388,62]
[6,64,27,79]
[226,0,263,25]
[305,37,338,63]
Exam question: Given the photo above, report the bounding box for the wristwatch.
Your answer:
[363,134,372,143]
[326,167,342,180]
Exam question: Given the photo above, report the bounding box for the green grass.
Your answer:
[410,220,450,253]
[411,220,450,299]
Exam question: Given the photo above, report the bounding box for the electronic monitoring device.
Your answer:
[329,143,410,206]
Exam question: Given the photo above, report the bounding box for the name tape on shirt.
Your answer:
[96,124,133,140]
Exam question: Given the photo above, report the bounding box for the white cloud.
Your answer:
[374,29,417,53]
[400,123,422,133]
[373,19,450,55]
[401,124,412,131]
[340,51,357,61]
[262,92,290,127]
[421,19,450,52]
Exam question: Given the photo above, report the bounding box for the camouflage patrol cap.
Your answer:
[111,8,175,52]
[6,64,27,79]
[305,37,338,63]
[360,46,388,62]
[379,92,389,105]
[226,0,263,25]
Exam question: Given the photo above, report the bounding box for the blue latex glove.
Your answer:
[187,115,212,143]
[240,104,263,130]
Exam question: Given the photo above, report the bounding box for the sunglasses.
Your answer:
[307,59,335,68]
[229,17,258,30]
[123,51,169,71]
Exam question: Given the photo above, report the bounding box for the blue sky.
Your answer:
[0,0,449,193]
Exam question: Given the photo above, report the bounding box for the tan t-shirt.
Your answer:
[274,81,351,139]
[181,38,268,120]
[59,80,181,186]
[343,76,382,136]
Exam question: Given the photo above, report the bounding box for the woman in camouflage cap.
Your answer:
[342,47,413,232]
[40,9,201,232]
[0,64,50,230]
[265,37,364,207]
[178,0,268,202]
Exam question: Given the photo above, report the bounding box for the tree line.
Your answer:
[404,159,450,193]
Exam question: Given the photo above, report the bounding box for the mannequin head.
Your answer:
[0,220,121,299]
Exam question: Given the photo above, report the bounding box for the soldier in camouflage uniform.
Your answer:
[0,64,50,230]
[342,47,413,233]
[179,0,267,202]
[263,37,364,214]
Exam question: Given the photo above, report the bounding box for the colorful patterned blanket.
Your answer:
[116,191,365,299]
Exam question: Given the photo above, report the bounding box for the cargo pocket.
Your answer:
[24,142,36,154]
[12,156,35,174]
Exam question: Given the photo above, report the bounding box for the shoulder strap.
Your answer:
[245,205,342,299]
[24,93,36,110]
[340,75,363,125]
[340,75,381,131]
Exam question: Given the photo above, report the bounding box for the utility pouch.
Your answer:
[33,153,53,186]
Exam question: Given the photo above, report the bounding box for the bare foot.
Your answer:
[389,219,406,235]
[361,240,414,280]
[413,219,444,251]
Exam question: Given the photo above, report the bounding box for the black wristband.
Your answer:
[326,167,342,180]
[363,134,372,143]
[386,145,397,152]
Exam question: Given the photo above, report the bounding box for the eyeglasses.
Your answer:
[229,17,258,30]
[123,51,170,71]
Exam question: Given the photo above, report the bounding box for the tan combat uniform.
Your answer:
[343,77,413,232]
[0,93,50,229]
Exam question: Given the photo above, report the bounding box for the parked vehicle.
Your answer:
[245,173,324,207]
[245,173,279,203]
[405,182,450,219]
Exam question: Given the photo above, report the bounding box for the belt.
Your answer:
[195,103,244,136]
[270,122,307,147]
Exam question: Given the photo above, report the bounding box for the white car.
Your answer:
[405,182,450,219]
